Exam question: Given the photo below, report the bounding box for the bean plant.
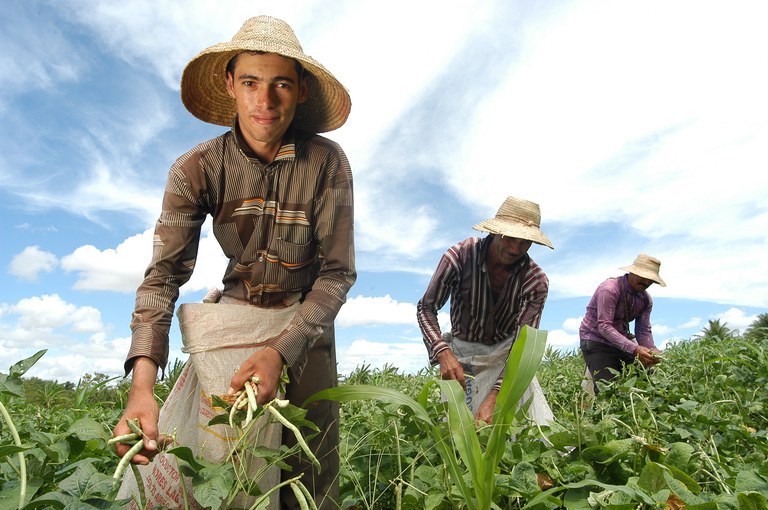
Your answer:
[1,320,768,509]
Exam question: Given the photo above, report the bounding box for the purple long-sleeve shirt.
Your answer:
[579,274,654,353]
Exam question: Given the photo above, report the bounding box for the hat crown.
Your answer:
[232,16,304,54]
[633,254,661,273]
[471,195,554,249]
[620,253,666,286]
[496,197,541,228]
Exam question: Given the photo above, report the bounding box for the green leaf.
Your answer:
[58,461,116,500]
[0,478,45,509]
[166,446,207,472]
[683,503,719,510]
[425,489,447,510]
[190,462,235,509]
[8,350,47,378]
[736,471,768,493]
[663,470,702,505]
[581,438,635,465]
[563,487,592,510]
[67,418,110,442]
[0,444,34,460]
[506,462,540,497]
[305,384,433,424]
[0,350,47,398]
[637,462,667,494]
[524,480,639,510]
[21,492,72,509]
[435,378,484,493]
[737,491,768,510]
[664,464,701,494]
[547,431,579,451]
[39,438,71,465]
[664,441,695,470]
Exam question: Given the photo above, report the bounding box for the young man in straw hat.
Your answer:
[113,16,354,509]
[417,196,555,424]
[579,254,666,394]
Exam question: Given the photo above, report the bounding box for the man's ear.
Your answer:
[225,72,236,99]
[298,76,310,104]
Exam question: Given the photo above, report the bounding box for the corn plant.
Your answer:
[307,325,548,510]
[0,349,48,509]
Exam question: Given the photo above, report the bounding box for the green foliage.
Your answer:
[745,313,768,339]
[698,318,735,340]
[1,328,768,509]
[308,325,549,510]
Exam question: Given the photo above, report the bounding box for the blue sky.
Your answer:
[1,0,766,383]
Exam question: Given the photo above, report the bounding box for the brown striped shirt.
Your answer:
[126,125,355,380]
[417,236,548,387]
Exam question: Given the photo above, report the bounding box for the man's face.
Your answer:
[490,235,532,266]
[226,52,308,153]
[627,273,655,292]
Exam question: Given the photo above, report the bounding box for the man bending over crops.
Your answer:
[579,254,665,394]
[112,16,355,510]
[417,196,555,425]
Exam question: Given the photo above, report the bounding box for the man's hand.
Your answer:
[436,349,466,390]
[475,389,498,424]
[635,345,662,367]
[229,347,285,405]
[113,357,170,464]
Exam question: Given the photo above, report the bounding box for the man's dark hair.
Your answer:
[225,51,305,80]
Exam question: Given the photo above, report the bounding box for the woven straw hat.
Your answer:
[472,196,554,249]
[180,16,351,132]
[620,254,666,287]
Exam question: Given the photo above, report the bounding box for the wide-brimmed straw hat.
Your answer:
[180,16,351,132]
[472,196,554,249]
[620,254,666,287]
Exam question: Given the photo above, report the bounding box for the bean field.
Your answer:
[1,318,767,509]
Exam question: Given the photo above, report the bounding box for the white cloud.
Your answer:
[11,294,103,333]
[9,246,58,281]
[562,317,582,332]
[337,295,416,327]
[678,317,702,329]
[60,223,228,295]
[29,351,126,383]
[60,234,150,293]
[713,307,759,334]
[546,329,579,350]
[337,338,429,376]
[0,295,127,382]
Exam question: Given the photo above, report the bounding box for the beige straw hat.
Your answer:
[620,254,666,287]
[472,196,554,249]
[180,16,351,132]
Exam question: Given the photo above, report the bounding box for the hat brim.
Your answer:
[619,265,666,287]
[180,44,351,132]
[473,219,554,249]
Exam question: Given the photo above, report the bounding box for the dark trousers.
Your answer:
[281,326,339,510]
[580,338,636,394]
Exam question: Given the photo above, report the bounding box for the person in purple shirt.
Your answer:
[579,254,666,394]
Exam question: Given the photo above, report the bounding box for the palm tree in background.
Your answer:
[698,319,734,339]
[745,313,768,339]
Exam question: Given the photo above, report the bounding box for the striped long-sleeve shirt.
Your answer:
[416,236,549,388]
[578,274,653,353]
[126,124,355,381]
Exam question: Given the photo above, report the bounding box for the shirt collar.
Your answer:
[231,116,297,163]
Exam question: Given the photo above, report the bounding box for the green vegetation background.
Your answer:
[1,315,767,509]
